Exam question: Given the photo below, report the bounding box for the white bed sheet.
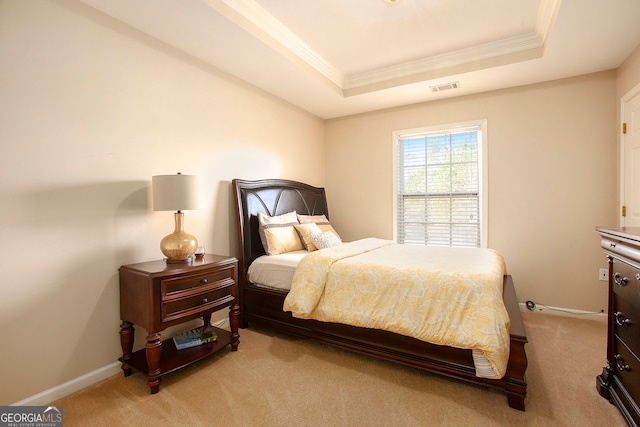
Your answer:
[247,250,308,290]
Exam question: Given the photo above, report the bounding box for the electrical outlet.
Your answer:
[599,268,609,281]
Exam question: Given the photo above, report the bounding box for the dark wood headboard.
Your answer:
[232,179,329,282]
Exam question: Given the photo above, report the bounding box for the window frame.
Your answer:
[392,119,488,248]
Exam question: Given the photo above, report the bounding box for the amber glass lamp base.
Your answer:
[160,212,197,263]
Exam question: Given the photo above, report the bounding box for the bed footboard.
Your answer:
[241,274,528,410]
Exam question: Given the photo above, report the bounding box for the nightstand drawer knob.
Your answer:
[614,273,629,286]
[201,278,208,284]
[615,354,631,371]
[615,311,631,326]
[202,298,208,303]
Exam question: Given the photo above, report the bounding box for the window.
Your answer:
[394,120,487,248]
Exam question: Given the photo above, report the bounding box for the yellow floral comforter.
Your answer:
[282,238,510,379]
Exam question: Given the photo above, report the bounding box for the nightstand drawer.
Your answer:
[162,278,235,322]
[162,266,234,297]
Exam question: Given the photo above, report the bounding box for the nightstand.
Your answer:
[118,254,239,393]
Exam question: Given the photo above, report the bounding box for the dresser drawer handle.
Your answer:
[614,273,628,286]
[615,311,631,326]
[615,354,631,371]
[202,298,208,304]
[201,278,208,285]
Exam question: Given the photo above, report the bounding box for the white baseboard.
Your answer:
[519,302,607,322]
[12,318,232,406]
[214,318,230,330]
[12,362,122,406]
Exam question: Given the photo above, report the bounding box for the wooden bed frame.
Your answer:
[232,178,528,410]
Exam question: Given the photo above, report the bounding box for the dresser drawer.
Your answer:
[614,293,640,355]
[611,259,640,308]
[161,266,234,297]
[162,278,235,322]
[613,337,640,401]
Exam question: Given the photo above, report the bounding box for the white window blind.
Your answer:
[396,122,485,248]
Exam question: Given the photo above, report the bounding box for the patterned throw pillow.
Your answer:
[310,231,343,249]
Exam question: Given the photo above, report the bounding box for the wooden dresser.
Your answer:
[596,227,640,426]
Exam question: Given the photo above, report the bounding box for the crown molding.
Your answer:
[536,0,563,46]
[204,0,344,90]
[343,32,543,92]
[205,0,562,97]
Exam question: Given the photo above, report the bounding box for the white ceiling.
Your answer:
[80,0,640,119]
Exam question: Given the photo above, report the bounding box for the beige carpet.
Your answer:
[52,311,626,426]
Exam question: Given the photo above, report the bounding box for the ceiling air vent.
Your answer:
[430,81,460,93]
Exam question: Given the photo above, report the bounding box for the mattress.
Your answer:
[247,250,308,290]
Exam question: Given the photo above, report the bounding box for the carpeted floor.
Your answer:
[52,311,626,426]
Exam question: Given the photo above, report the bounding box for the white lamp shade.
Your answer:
[152,174,200,211]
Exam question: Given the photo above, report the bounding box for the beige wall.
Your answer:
[0,0,324,404]
[325,72,618,314]
[617,44,640,101]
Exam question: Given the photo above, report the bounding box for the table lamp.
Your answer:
[152,173,200,263]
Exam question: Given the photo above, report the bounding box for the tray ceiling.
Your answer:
[80,0,640,119]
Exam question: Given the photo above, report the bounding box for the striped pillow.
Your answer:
[257,211,304,255]
[294,223,323,251]
[297,214,342,242]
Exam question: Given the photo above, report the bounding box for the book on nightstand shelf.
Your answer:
[173,327,218,350]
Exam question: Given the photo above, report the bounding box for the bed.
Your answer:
[232,178,528,410]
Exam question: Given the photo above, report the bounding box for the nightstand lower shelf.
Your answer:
[119,325,232,378]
